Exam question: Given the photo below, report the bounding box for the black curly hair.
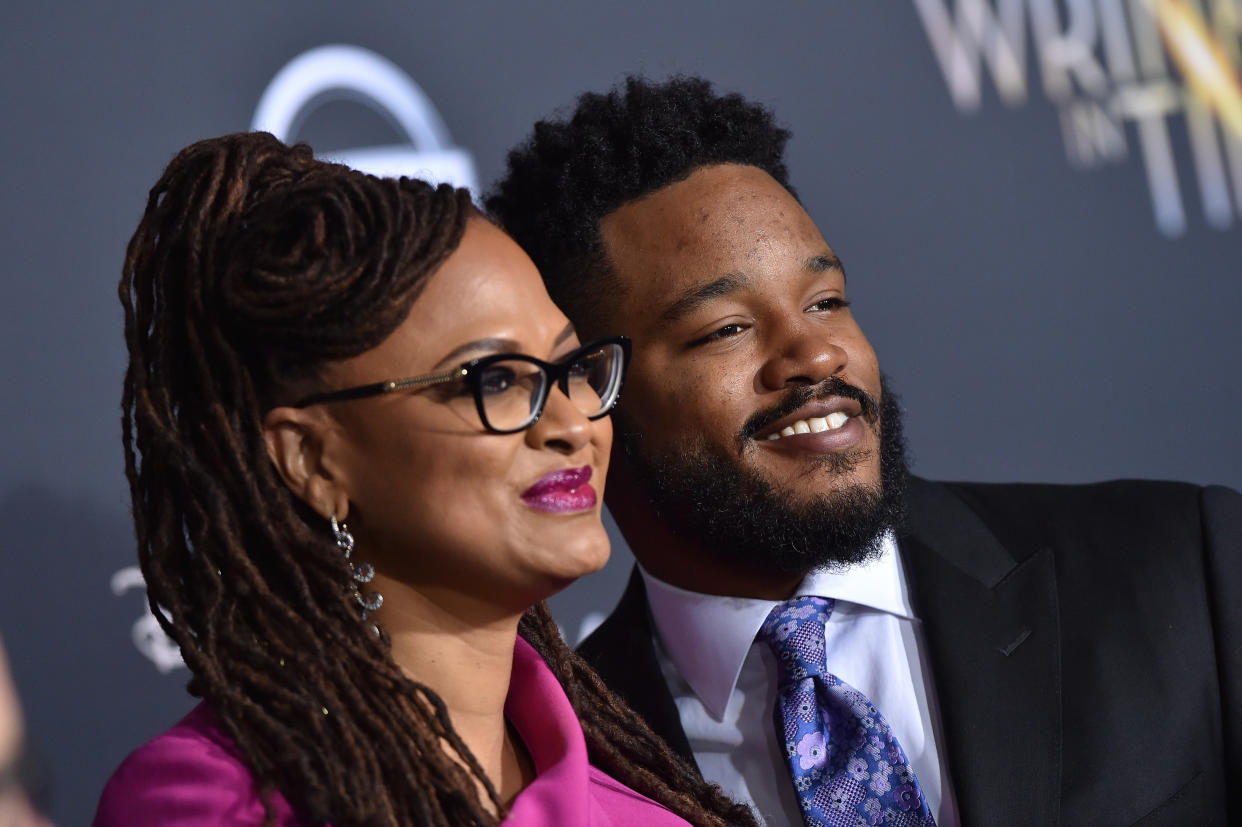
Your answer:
[485,75,794,336]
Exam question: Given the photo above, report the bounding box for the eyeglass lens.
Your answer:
[477,343,623,432]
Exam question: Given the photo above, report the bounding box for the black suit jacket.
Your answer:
[578,478,1242,826]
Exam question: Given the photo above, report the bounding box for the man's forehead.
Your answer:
[598,164,830,314]
[603,164,799,237]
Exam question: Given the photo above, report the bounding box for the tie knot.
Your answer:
[759,595,833,682]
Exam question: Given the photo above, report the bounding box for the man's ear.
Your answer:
[263,407,350,522]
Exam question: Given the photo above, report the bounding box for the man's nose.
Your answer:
[757,319,847,391]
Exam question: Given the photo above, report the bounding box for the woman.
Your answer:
[95,133,755,826]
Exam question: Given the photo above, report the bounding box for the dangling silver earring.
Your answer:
[331,515,383,635]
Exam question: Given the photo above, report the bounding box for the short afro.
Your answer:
[485,75,793,335]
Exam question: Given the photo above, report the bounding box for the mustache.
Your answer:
[738,377,881,445]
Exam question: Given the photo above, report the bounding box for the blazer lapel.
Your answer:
[900,477,1062,825]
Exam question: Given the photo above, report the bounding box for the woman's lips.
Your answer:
[521,465,596,513]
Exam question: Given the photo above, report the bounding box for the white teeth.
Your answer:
[766,412,852,441]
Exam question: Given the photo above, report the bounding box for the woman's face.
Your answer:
[312,218,613,610]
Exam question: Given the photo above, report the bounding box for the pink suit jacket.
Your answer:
[95,637,692,826]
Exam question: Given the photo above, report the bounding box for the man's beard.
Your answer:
[615,375,909,576]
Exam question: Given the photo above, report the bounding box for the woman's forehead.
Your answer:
[332,221,572,380]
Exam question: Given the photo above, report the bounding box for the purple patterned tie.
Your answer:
[759,596,936,827]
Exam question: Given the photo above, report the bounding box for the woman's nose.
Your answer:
[525,384,592,454]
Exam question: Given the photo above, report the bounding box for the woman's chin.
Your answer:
[533,536,612,596]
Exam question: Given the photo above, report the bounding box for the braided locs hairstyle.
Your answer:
[121,131,492,825]
[120,132,757,826]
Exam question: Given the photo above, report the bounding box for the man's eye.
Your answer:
[807,297,850,312]
[691,323,745,346]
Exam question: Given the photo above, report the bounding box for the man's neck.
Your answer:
[607,483,806,599]
[636,544,806,599]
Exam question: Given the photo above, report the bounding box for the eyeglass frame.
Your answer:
[291,335,631,434]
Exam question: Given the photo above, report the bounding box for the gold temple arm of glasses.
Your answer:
[383,367,468,393]
[293,366,471,408]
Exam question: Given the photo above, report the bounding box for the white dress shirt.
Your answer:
[639,533,959,826]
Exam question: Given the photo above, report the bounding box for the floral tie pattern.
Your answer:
[759,596,937,827]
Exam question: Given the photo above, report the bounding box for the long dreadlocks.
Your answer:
[120,131,756,826]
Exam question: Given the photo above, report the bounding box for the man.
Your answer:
[487,76,1240,826]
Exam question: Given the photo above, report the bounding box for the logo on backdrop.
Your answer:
[252,44,479,193]
[111,566,185,674]
[914,0,1242,236]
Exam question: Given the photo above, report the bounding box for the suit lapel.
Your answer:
[585,481,1065,818]
[900,477,1062,825]
[577,568,701,770]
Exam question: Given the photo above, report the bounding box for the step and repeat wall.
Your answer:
[2,2,1239,822]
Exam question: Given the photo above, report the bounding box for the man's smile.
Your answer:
[744,394,869,455]
[754,396,863,441]
[766,410,849,438]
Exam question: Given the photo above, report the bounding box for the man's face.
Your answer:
[599,164,900,577]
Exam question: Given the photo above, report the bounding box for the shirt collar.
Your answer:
[639,532,913,719]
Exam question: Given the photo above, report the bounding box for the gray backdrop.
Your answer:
[2,2,1239,823]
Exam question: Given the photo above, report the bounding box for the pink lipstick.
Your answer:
[521,465,597,513]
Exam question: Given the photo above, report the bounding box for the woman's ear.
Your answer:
[263,407,350,522]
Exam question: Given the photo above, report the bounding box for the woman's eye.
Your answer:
[477,367,517,395]
[808,297,850,312]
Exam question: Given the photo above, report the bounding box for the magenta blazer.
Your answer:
[95,638,692,825]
